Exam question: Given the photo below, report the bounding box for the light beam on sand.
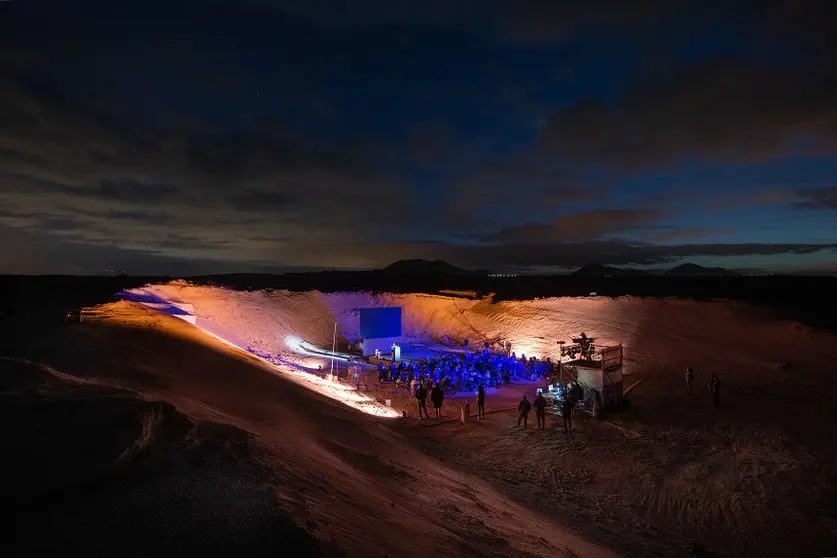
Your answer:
[116,290,399,419]
[192,325,399,418]
[285,335,356,361]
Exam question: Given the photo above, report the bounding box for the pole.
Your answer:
[331,322,337,379]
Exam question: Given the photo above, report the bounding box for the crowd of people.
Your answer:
[376,342,556,393]
[393,344,723,431]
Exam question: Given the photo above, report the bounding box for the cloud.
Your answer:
[711,186,837,212]
[439,151,595,230]
[506,0,837,58]
[226,189,294,212]
[482,209,664,243]
[5,217,831,274]
[2,177,179,205]
[641,191,693,205]
[516,0,837,174]
[0,70,410,254]
[707,187,795,210]
[251,0,484,28]
[89,180,178,203]
[502,0,684,45]
[0,0,834,274]
[252,0,709,47]
[0,4,416,270]
[538,57,837,171]
[0,224,297,276]
[642,227,733,242]
[794,187,837,210]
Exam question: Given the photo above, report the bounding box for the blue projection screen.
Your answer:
[358,307,402,339]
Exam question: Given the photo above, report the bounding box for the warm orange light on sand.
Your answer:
[509,340,540,357]
[198,326,399,418]
[104,297,399,419]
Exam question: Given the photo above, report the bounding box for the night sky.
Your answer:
[1,1,835,275]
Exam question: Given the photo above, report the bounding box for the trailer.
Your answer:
[553,342,625,411]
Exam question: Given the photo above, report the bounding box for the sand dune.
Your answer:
[132,283,837,391]
[6,283,837,557]
[3,356,332,557]
[5,299,606,558]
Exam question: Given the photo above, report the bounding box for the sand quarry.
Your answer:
[5,282,837,558]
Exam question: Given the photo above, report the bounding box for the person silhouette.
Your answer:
[431,383,444,418]
[415,384,428,419]
[517,395,531,428]
[708,373,721,407]
[562,397,575,434]
[477,384,486,419]
[533,392,547,429]
[685,367,695,394]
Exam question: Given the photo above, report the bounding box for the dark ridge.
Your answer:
[571,264,653,277]
[382,259,466,275]
[665,263,736,276]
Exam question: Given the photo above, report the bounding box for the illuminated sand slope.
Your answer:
[34,300,610,558]
[120,282,837,557]
[129,281,837,384]
[119,287,398,418]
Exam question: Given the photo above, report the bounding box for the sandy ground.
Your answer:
[360,372,539,420]
[5,287,837,557]
[2,356,333,557]
[3,302,605,558]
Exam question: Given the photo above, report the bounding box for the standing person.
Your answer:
[685,367,695,394]
[533,392,547,430]
[431,383,445,418]
[562,397,575,434]
[477,384,486,419]
[572,381,584,403]
[592,389,603,420]
[709,373,721,407]
[517,395,531,428]
[415,384,428,419]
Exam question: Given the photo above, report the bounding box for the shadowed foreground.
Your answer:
[6,289,837,557]
[2,302,603,558]
[3,358,336,557]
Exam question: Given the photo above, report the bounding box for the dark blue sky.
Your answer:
[0,0,835,274]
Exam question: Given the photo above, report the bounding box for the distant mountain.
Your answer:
[571,264,652,277]
[664,263,736,276]
[382,259,467,275]
[570,262,737,277]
